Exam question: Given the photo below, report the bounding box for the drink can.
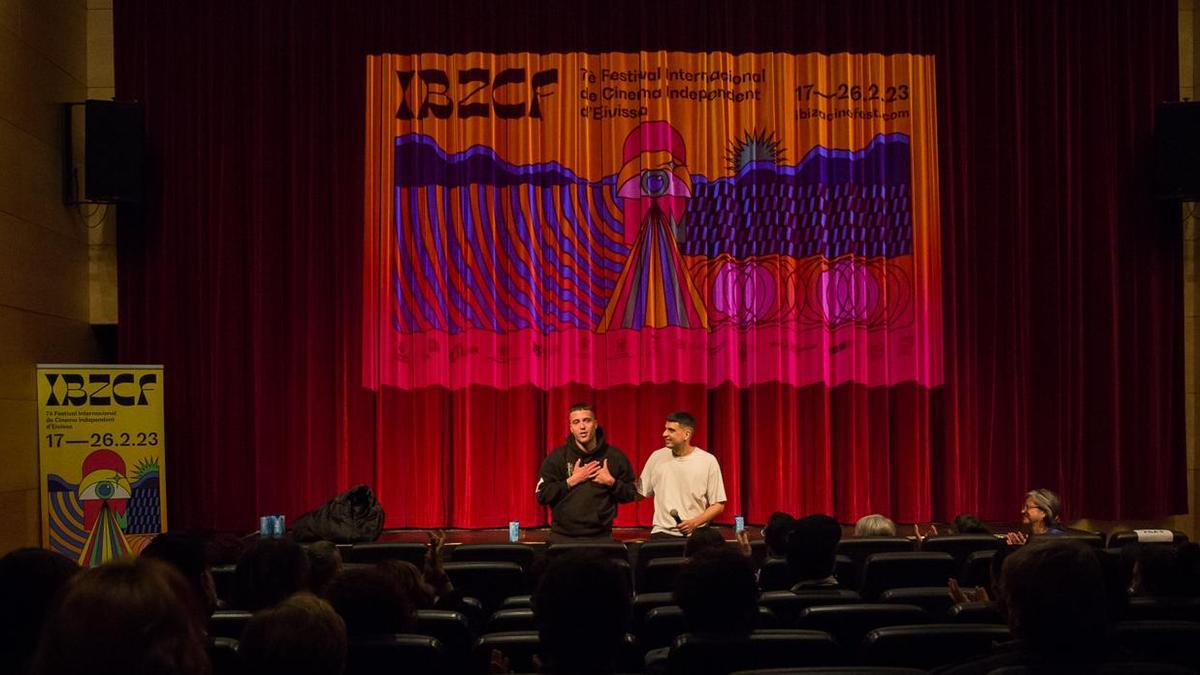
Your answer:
[734,516,745,533]
[272,515,286,538]
[508,521,520,543]
[259,516,271,537]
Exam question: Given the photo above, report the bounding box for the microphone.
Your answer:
[670,509,682,525]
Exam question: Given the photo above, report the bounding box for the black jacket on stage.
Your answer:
[536,427,638,537]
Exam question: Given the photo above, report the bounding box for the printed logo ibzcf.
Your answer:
[43,373,157,407]
[395,68,558,119]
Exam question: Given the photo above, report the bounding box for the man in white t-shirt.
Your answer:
[637,411,727,538]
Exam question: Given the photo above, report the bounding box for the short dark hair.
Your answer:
[999,541,1109,655]
[240,592,347,675]
[142,531,215,617]
[763,512,796,556]
[569,402,596,415]
[674,548,758,636]
[684,527,727,557]
[535,551,630,674]
[665,411,696,430]
[303,541,342,597]
[951,513,991,535]
[235,538,311,611]
[0,548,79,671]
[326,567,415,637]
[786,514,842,581]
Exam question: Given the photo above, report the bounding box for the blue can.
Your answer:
[735,516,745,533]
[272,515,286,538]
[508,521,520,543]
[259,516,271,537]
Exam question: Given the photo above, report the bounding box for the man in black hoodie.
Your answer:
[536,403,638,543]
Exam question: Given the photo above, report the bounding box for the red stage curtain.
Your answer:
[114,0,1184,530]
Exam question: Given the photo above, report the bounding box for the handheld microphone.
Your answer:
[670,509,682,524]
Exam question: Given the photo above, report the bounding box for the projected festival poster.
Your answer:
[363,52,941,396]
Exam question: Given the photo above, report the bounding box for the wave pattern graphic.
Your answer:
[391,133,914,334]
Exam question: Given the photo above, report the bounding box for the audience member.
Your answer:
[378,559,437,608]
[325,566,415,637]
[235,537,311,611]
[761,511,795,557]
[853,513,897,537]
[1006,488,1063,545]
[533,550,631,675]
[304,541,343,597]
[938,540,1113,673]
[675,547,759,636]
[1131,542,1200,597]
[142,531,218,619]
[785,514,843,589]
[684,526,727,557]
[952,513,991,535]
[31,557,209,675]
[0,548,79,675]
[240,592,347,675]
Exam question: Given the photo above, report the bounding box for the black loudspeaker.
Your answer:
[82,100,144,203]
[1154,101,1200,200]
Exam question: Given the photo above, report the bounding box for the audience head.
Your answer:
[235,537,311,611]
[377,559,436,609]
[1021,489,1061,534]
[1132,542,1200,597]
[535,550,630,675]
[951,513,991,535]
[142,531,218,618]
[786,514,842,581]
[325,566,414,637]
[0,548,79,672]
[762,512,795,556]
[684,527,727,557]
[304,541,343,597]
[997,540,1109,656]
[240,592,347,675]
[674,547,758,637]
[32,557,209,675]
[853,514,897,537]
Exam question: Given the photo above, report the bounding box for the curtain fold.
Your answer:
[115,0,1184,530]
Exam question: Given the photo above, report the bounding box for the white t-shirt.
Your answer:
[638,446,727,535]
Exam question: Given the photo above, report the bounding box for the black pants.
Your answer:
[547,532,615,545]
[650,531,686,540]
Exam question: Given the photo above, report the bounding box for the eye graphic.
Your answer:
[640,169,670,197]
[79,478,131,501]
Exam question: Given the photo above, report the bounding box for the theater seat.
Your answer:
[859,552,956,600]
[499,594,532,609]
[796,603,929,646]
[449,543,536,571]
[211,564,237,606]
[632,592,675,633]
[342,541,428,566]
[860,623,1011,668]
[442,561,527,615]
[878,586,956,617]
[413,609,474,668]
[666,630,842,675]
[474,631,642,673]
[1107,530,1189,549]
[208,637,240,675]
[837,537,915,564]
[1124,596,1200,622]
[208,610,253,639]
[486,607,536,633]
[346,634,446,675]
[919,534,1005,565]
[945,601,1005,625]
[1112,620,1200,670]
[636,539,688,588]
[1029,532,1103,548]
[758,557,794,591]
[546,541,630,564]
[960,549,997,589]
[640,605,687,650]
[641,556,687,593]
[758,590,862,626]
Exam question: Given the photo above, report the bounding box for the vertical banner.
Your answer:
[37,365,167,567]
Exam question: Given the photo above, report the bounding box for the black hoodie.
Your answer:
[536,427,638,537]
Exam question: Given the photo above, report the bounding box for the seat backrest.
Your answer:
[1113,620,1200,669]
[960,549,997,589]
[859,552,956,600]
[797,603,929,646]
[442,561,527,615]
[758,556,794,591]
[759,589,862,626]
[413,609,474,656]
[946,601,1006,625]
[449,543,535,571]
[342,541,428,566]
[878,586,957,618]
[667,630,842,675]
[1107,530,1189,549]
[632,592,675,631]
[1124,596,1200,622]
[211,564,237,606]
[545,541,630,563]
[837,537,915,563]
[486,607,536,633]
[640,605,687,650]
[346,634,446,675]
[473,631,540,673]
[920,534,1005,564]
[1029,532,1103,548]
[834,554,856,587]
[861,623,1011,669]
[208,610,253,640]
[641,556,687,593]
[208,637,241,675]
[635,538,688,577]
[499,594,532,609]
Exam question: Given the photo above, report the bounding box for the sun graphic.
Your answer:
[725,129,787,174]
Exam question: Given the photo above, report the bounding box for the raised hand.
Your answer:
[593,459,615,486]
[735,529,752,557]
[1005,531,1028,546]
[566,459,601,486]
